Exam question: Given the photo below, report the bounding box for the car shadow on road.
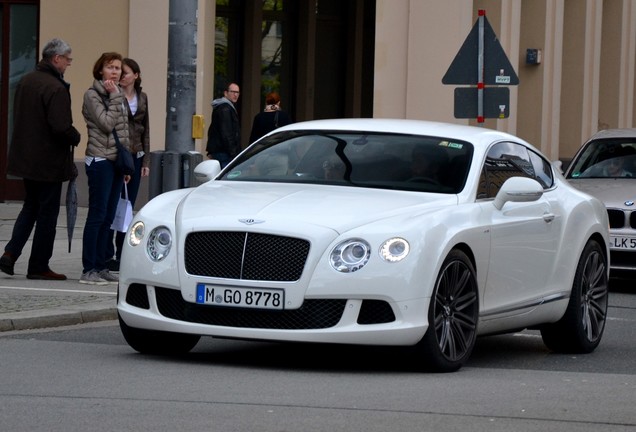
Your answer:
[142,330,575,374]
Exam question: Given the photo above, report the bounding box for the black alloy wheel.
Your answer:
[418,249,479,372]
[541,239,608,353]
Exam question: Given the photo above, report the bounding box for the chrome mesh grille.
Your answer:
[185,231,310,281]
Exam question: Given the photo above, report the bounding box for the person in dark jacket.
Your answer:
[0,38,81,280]
[206,82,240,168]
[249,92,292,143]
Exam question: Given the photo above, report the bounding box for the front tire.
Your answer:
[540,239,608,353]
[119,314,201,355]
[417,249,479,372]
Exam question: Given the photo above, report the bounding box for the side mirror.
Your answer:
[492,177,544,210]
[193,159,222,183]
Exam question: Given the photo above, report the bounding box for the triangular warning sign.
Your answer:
[442,14,519,86]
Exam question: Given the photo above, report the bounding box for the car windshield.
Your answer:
[568,139,636,179]
[219,131,474,193]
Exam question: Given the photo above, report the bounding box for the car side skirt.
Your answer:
[477,292,570,335]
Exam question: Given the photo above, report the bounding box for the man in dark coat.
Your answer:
[0,38,81,280]
[205,82,240,168]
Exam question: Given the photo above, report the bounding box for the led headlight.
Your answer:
[379,237,410,262]
[146,226,172,261]
[128,221,145,246]
[330,238,371,272]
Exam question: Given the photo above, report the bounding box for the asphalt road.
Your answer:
[0,285,634,432]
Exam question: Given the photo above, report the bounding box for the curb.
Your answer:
[0,307,117,332]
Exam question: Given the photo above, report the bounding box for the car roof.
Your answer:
[585,128,636,142]
[274,118,532,151]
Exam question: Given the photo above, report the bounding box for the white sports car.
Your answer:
[118,119,610,372]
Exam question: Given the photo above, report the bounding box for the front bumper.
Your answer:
[118,283,430,346]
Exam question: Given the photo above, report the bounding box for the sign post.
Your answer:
[442,10,519,123]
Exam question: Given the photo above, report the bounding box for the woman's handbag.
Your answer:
[111,183,133,232]
[112,129,135,175]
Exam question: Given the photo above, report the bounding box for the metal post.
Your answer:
[162,150,182,192]
[166,0,197,153]
[477,9,485,124]
[148,151,165,200]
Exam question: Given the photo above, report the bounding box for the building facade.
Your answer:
[1,0,635,204]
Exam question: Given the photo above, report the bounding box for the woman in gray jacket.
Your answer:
[80,52,130,285]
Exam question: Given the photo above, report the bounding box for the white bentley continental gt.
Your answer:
[117,119,610,372]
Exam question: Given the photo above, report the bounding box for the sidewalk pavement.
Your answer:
[0,201,117,332]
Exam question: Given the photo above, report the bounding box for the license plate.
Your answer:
[196,284,284,310]
[609,236,636,250]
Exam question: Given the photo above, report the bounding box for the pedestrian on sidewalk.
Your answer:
[0,38,81,280]
[248,91,292,144]
[80,52,130,285]
[105,58,150,272]
[206,82,241,168]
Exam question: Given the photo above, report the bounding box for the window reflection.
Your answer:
[5,4,37,165]
[260,19,283,96]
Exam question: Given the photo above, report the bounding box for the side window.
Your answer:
[528,150,554,188]
[477,142,534,199]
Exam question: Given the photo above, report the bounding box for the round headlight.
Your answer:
[330,238,371,273]
[128,221,145,247]
[147,226,172,261]
[379,237,410,262]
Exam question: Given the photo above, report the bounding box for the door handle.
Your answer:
[543,213,555,223]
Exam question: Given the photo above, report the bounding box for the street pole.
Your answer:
[477,9,485,125]
[166,0,198,153]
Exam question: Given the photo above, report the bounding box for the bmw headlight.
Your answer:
[147,226,172,261]
[330,238,371,272]
[128,221,145,246]
[379,237,410,262]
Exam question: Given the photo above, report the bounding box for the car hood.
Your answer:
[568,178,636,208]
[178,181,457,234]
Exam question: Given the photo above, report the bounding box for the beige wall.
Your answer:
[373,0,409,118]
[374,0,472,123]
[128,0,169,155]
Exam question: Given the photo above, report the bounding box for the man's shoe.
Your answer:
[27,269,67,280]
[106,258,120,272]
[98,269,119,284]
[79,270,108,286]
[0,253,15,276]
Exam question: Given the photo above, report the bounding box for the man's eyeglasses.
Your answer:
[57,54,73,63]
[227,90,240,94]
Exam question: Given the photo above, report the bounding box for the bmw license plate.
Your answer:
[609,236,636,250]
[196,283,284,310]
